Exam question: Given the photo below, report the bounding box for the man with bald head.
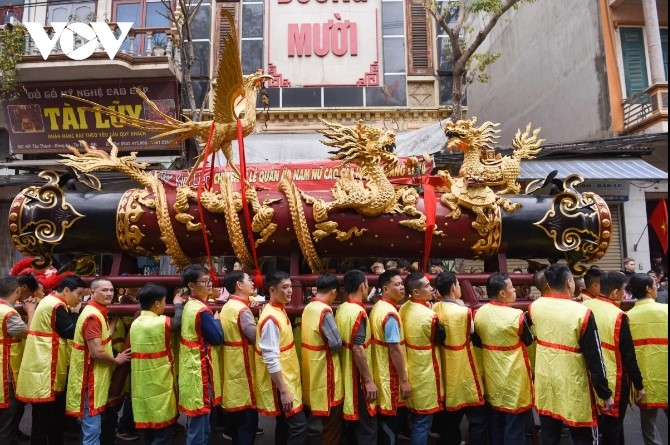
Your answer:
[66,278,131,445]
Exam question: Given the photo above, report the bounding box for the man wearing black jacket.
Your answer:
[583,271,645,445]
[529,263,614,445]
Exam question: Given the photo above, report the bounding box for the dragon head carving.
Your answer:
[444,117,501,153]
[318,119,398,175]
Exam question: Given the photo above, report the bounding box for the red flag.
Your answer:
[649,199,669,254]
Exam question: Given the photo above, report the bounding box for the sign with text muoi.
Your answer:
[24,22,133,61]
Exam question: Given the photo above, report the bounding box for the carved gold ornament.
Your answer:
[445,118,544,195]
[278,171,323,273]
[534,174,610,274]
[116,189,153,257]
[9,179,84,270]
[300,119,439,240]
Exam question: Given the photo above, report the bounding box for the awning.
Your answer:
[519,158,667,181]
[0,156,178,171]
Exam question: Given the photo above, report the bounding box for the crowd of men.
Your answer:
[0,261,667,445]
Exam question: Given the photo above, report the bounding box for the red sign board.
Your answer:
[5,78,180,154]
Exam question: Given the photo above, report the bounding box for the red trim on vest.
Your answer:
[633,338,669,346]
[536,339,581,353]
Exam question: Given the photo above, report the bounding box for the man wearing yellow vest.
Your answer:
[65,277,132,445]
[432,271,487,445]
[220,269,259,444]
[255,270,306,444]
[399,272,444,445]
[628,273,668,445]
[16,274,85,445]
[369,269,410,445]
[582,271,645,445]
[301,273,344,444]
[529,263,613,445]
[0,276,36,445]
[179,264,224,445]
[129,283,183,445]
[336,269,378,444]
[474,272,534,445]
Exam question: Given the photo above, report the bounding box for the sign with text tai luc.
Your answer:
[5,79,180,154]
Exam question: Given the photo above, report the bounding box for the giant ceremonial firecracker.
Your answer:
[7,12,612,276]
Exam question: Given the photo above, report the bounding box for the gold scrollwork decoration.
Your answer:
[116,189,153,257]
[534,174,608,273]
[278,171,323,273]
[471,206,503,259]
[9,182,84,270]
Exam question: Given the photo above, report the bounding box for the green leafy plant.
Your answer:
[0,25,26,102]
[152,33,168,48]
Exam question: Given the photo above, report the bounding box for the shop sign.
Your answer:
[575,180,630,202]
[268,0,378,86]
[5,79,180,154]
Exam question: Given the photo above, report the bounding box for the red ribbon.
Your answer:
[421,176,436,273]
[392,172,442,272]
[237,119,264,288]
[196,122,218,286]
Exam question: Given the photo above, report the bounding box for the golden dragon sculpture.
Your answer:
[445,117,544,194]
[439,120,545,236]
[300,119,444,241]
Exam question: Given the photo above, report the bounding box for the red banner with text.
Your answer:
[156,157,435,191]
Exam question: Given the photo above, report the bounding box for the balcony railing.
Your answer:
[18,24,180,66]
[622,83,668,133]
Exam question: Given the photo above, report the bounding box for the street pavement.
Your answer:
[18,402,668,444]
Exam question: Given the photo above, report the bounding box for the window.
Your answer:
[113,0,172,53]
[406,0,432,75]
[620,27,669,97]
[47,0,95,24]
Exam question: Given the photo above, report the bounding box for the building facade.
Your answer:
[466,0,668,272]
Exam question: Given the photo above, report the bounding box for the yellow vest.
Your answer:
[0,301,20,408]
[220,296,256,410]
[111,317,132,395]
[301,299,343,415]
[399,299,443,414]
[583,297,626,417]
[129,311,178,427]
[474,301,533,412]
[16,294,71,402]
[335,300,377,420]
[65,302,114,417]
[254,303,302,416]
[293,316,302,367]
[369,298,406,415]
[178,298,221,415]
[628,299,668,409]
[432,301,484,410]
[530,296,596,426]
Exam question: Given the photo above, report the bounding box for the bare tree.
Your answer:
[160,0,209,167]
[426,0,537,120]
